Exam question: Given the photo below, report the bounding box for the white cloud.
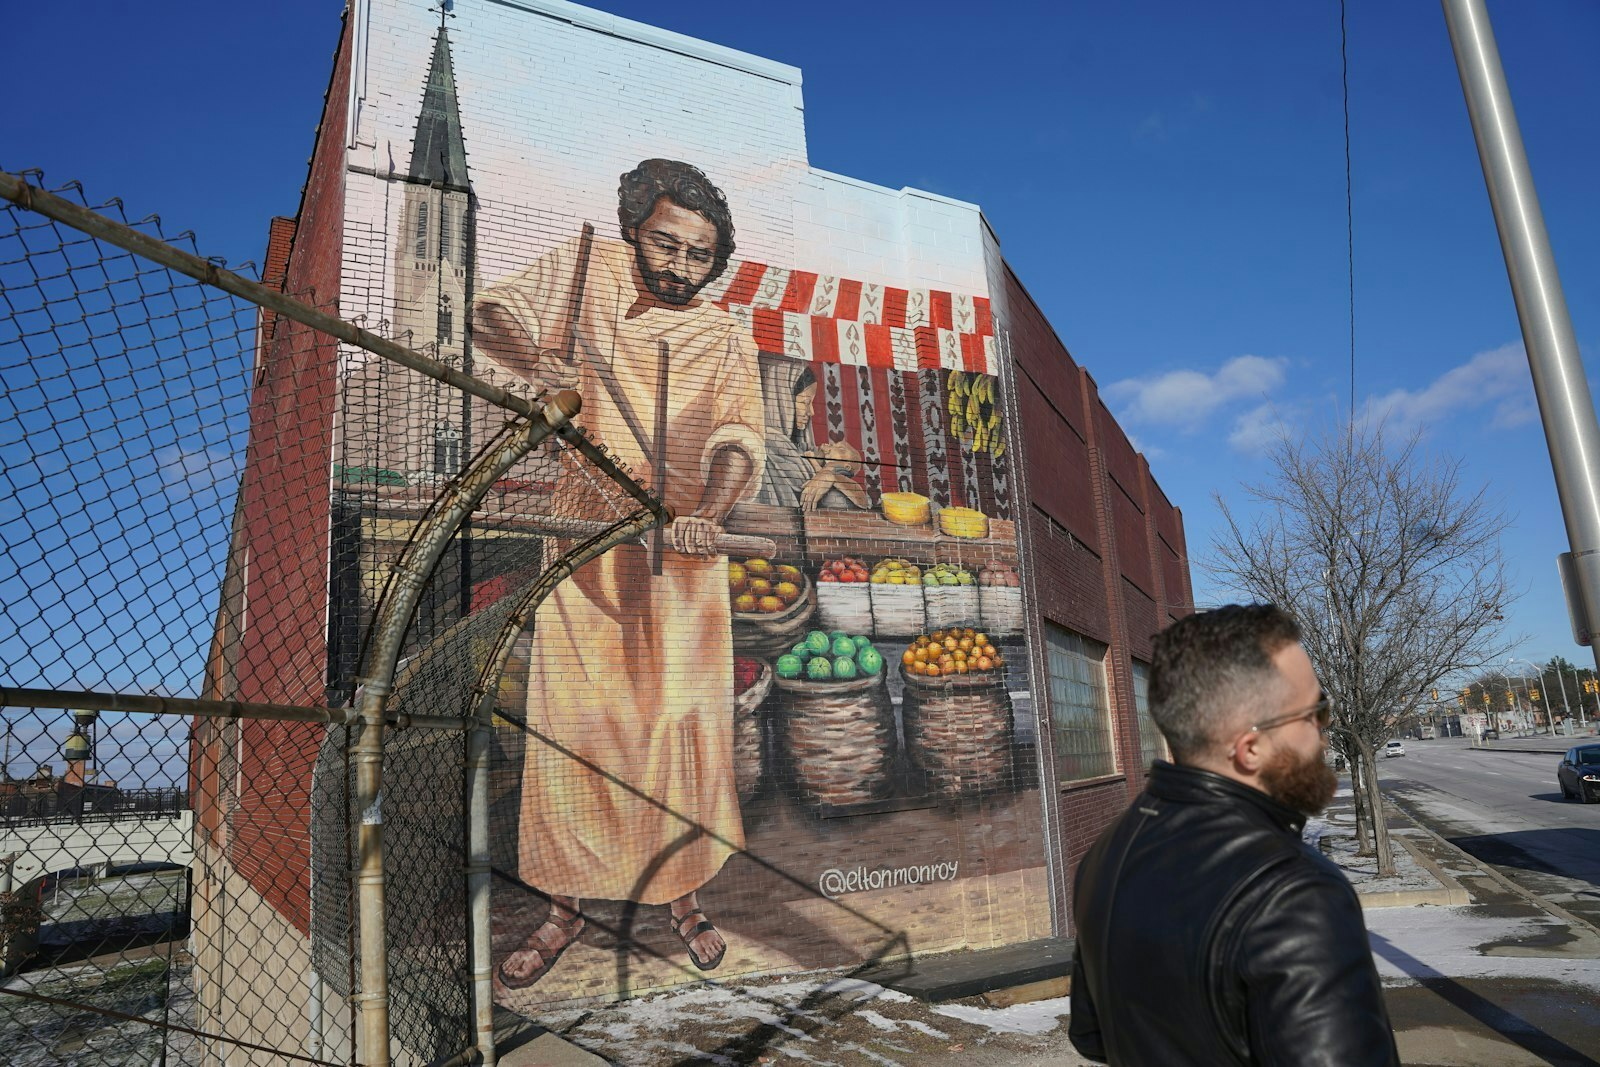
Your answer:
[1124,432,1164,460]
[1105,355,1288,430]
[1227,401,1298,454]
[1361,342,1533,433]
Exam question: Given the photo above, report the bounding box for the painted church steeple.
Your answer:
[387,12,475,481]
[410,23,469,190]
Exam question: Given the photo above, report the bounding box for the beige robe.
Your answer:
[474,235,765,903]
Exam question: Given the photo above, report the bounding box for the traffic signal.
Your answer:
[1432,689,1439,701]
[1483,691,1491,704]
[1457,692,1466,707]
[1531,689,1541,702]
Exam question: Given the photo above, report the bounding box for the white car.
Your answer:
[1384,740,1406,758]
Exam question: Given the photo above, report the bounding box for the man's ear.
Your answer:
[621,225,638,246]
[1229,727,1266,776]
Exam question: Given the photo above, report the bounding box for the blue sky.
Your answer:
[8,0,1600,677]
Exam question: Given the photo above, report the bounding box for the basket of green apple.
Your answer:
[772,629,897,808]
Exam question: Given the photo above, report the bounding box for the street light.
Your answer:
[1508,658,1554,735]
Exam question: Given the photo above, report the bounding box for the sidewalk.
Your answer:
[505,794,1600,1067]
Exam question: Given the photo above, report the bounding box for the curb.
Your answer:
[1385,794,1600,941]
[1323,804,1468,909]
[1355,833,1471,909]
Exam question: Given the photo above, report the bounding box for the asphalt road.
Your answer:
[1378,735,1600,931]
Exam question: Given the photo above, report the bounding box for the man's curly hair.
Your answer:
[618,159,736,284]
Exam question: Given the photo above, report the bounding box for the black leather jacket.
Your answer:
[1069,761,1399,1066]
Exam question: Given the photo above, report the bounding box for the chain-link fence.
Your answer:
[1,168,666,1065]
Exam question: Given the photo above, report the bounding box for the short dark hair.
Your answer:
[617,158,736,283]
[1149,604,1302,762]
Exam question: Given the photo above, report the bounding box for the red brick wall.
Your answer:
[1001,267,1194,932]
[224,10,351,934]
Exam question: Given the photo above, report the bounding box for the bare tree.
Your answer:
[1209,422,1514,875]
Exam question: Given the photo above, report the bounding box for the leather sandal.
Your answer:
[670,907,727,972]
[496,910,584,990]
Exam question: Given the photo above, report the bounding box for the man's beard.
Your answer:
[1259,742,1338,815]
[636,257,705,305]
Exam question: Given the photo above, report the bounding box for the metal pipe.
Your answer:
[353,390,582,1066]
[1442,1,1600,679]
[0,687,469,731]
[553,422,670,522]
[465,687,496,1067]
[0,169,540,421]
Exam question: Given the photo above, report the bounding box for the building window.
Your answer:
[414,201,429,258]
[439,204,453,263]
[439,293,453,343]
[1131,659,1168,769]
[1044,623,1116,782]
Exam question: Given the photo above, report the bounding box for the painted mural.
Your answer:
[338,8,1049,1009]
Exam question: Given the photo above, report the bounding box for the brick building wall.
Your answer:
[997,265,1193,929]
[202,0,1193,1034]
[199,9,352,934]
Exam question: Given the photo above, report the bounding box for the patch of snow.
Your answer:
[1363,907,1600,992]
[931,996,1071,1035]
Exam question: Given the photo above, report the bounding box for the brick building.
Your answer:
[195,0,1191,1055]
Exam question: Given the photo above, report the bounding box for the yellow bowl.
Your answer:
[939,506,989,539]
[881,492,931,527]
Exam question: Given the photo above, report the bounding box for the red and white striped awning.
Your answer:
[702,261,996,375]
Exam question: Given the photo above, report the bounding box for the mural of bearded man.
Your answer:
[472,159,765,989]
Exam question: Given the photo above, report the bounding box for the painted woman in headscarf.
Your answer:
[756,359,868,511]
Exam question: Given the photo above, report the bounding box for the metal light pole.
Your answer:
[1508,658,1546,733]
[1443,0,1600,678]
[1550,659,1576,733]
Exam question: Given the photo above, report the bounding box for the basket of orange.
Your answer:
[898,628,1015,797]
[730,558,815,660]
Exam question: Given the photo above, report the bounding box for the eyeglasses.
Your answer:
[1249,697,1332,736]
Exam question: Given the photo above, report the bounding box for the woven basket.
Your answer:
[775,671,896,809]
[868,581,925,636]
[816,581,873,633]
[899,665,1015,797]
[978,585,1025,636]
[925,584,980,631]
[733,661,773,802]
[732,575,816,660]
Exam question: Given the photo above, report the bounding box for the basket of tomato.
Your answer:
[733,656,773,802]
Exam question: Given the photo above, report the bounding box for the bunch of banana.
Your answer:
[945,370,1007,458]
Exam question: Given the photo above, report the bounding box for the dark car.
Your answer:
[1557,744,1600,803]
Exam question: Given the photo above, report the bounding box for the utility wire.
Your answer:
[1341,0,1356,452]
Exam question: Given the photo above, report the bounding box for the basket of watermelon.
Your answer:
[772,630,896,809]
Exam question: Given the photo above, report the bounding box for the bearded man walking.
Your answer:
[1068,604,1399,1065]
